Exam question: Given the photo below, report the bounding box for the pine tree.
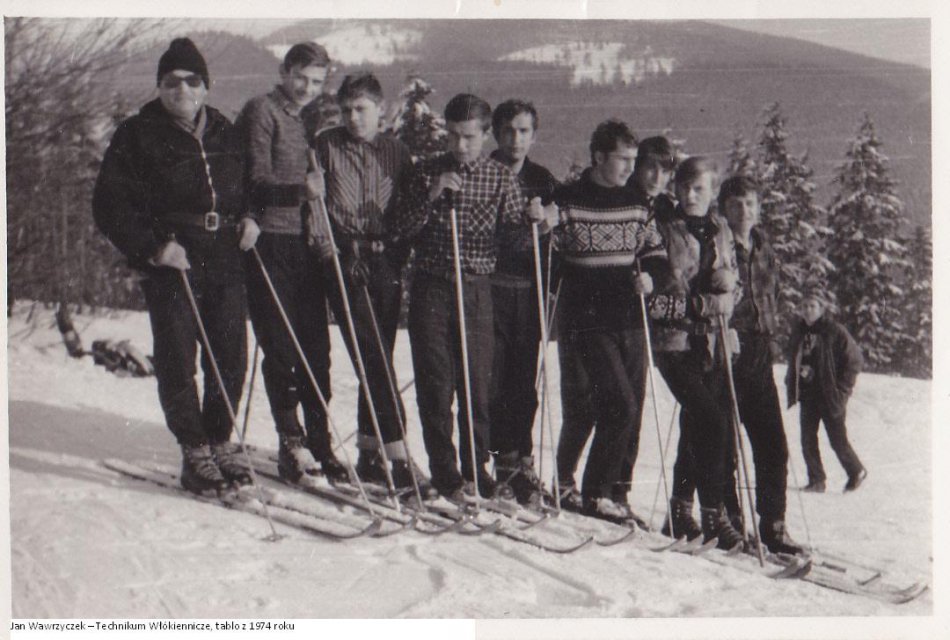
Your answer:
[897,225,932,378]
[391,75,448,161]
[826,113,911,372]
[726,129,756,178]
[755,103,833,346]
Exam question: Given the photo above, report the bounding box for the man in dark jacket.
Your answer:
[93,38,252,495]
[786,287,867,493]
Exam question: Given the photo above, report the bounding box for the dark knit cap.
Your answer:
[157,38,209,87]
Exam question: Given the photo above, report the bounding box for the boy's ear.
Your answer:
[592,151,606,167]
[278,63,288,78]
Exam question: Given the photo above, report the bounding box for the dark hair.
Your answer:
[717,175,760,212]
[674,156,719,188]
[589,119,638,166]
[635,136,676,173]
[491,99,539,138]
[444,93,492,130]
[337,73,384,104]
[283,42,330,70]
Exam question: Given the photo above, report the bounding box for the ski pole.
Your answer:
[533,278,562,392]
[449,207,482,505]
[307,150,400,509]
[177,269,281,542]
[785,429,815,549]
[249,247,383,517]
[531,222,560,511]
[718,317,765,566]
[361,285,426,508]
[637,260,673,535]
[240,339,260,442]
[649,402,679,530]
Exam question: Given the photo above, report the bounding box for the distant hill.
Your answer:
[115,20,931,227]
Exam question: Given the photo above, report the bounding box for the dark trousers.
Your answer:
[656,349,731,509]
[490,281,541,458]
[800,393,863,483]
[555,324,595,483]
[557,326,647,500]
[408,273,493,490]
[666,335,790,522]
[245,233,332,450]
[325,252,406,453]
[143,231,247,448]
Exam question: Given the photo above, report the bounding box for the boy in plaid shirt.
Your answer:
[390,93,525,500]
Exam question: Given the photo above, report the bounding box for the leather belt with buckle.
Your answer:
[164,211,233,232]
[203,211,219,232]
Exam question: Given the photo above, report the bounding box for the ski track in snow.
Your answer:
[6,304,932,618]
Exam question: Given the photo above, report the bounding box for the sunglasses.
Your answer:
[160,74,204,89]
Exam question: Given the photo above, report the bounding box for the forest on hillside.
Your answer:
[4,18,932,378]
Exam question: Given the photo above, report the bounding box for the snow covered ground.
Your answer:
[4,302,936,634]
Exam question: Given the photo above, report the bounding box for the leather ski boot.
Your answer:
[661,497,703,541]
[180,443,229,495]
[277,435,322,483]
[759,518,805,555]
[211,440,252,487]
[701,504,748,552]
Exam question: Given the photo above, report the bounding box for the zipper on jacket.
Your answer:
[196,137,218,214]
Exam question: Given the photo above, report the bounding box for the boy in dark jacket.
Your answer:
[786,288,867,493]
[93,38,251,494]
[487,99,559,505]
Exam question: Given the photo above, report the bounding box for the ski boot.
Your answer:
[277,435,322,484]
[210,440,252,487]
[660,496,703,541]
[700,504,748,552]
[180,443,230,496]
[392,458,439,501]
[759,519,805,555]
[556,478,584,513]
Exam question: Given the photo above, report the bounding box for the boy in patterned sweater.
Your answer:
[550,120,667,525]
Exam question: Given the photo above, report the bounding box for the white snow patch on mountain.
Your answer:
[267,25,422,66]
[500,42,676,87]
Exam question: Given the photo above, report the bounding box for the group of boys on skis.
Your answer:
[93,37,868,560]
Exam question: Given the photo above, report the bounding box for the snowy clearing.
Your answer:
[5,302,935,630]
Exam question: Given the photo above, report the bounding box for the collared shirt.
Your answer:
[314,126,414,240]
[236,86,319,234]
[390,152,525,277]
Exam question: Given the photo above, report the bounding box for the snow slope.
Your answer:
[6,302,934,627]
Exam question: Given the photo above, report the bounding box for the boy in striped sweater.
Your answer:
[551,120,666,525]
